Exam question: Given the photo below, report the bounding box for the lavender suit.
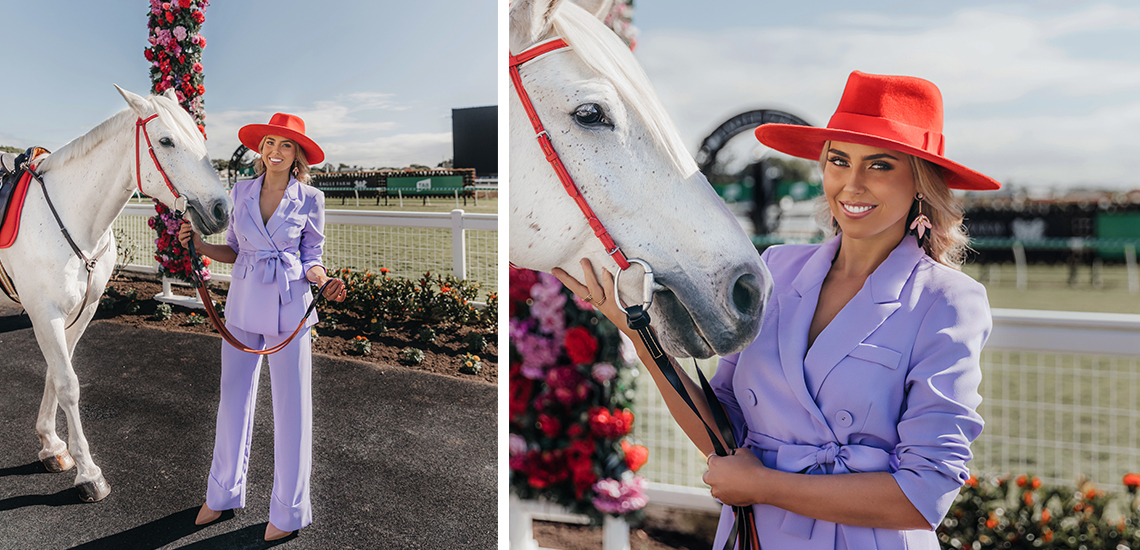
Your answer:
[710,236,990,550]
[206,175,325,532]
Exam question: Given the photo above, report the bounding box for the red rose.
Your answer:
[621,440,649,472]
[178,55,186,64]
[536,414,561,438]
[193,62,203,73]
[199,36,206,48]
[144,48,154,61]
[564,326,598,365]
[588,407,634,439]
[197,84,205,95]
[165,11,175,23]
[192,10,205,23]
[179,0,192,8]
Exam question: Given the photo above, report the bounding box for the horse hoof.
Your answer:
[42,451,75,473]
[76,477,111,502]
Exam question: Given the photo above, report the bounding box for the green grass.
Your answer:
[962,262,1140,314]
[126,196,498,215]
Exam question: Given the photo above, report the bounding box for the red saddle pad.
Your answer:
[0,171,33,249]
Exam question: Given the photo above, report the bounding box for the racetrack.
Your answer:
[0,308,496,549]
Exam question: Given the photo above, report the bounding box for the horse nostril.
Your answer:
[212,202,228,224]
[731,272,761,315]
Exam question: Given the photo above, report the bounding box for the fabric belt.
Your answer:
[250,249,299,304]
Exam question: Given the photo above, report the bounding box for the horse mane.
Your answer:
[552,2,698,176]
[37,93,207,172]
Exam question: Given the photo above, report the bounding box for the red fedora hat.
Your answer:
[754,71,1000,191]
[238,113,325,165]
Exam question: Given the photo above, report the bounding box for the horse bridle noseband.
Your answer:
[510,39,760,550]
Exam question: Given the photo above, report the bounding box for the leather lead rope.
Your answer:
[187,237,333,355]
[25,166,110,330]
[626,305,761,550]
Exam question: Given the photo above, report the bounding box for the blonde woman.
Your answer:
[179,113,345,541]
[556,71,999,549]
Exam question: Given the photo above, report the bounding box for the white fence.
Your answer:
[112,204,498,295]
[633,308,1140,511]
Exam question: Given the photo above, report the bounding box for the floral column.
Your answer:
[144,0,211,285]
[508,268,649,524]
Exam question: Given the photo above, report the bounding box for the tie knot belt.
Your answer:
[253,249,300,303]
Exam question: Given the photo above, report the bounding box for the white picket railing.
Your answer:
[632,308,1140,512]
[112,204,498,294]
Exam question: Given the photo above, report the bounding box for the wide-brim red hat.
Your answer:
[754,71,1000,191]
[238,113,325,166]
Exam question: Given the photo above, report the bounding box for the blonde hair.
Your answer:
[253,136,311,184]
[816,142,970,269]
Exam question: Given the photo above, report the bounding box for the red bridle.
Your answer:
[135,114,183,203]
[509,38,631,271]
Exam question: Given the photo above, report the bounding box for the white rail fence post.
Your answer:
[509,495,630,550]
[451,209,467,280]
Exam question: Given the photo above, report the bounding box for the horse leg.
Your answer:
[31,314,110,502]
[35,304,98,474]
[35,372,74,472]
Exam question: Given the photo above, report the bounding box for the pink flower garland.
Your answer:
[145,0,211,283]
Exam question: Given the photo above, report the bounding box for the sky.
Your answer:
[0,0,495,169]
[631,0,1140,192]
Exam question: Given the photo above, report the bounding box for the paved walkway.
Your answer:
[0,310,496,549]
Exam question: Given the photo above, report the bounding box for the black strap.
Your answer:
[626,305,760,550]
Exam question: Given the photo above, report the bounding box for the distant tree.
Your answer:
[211,158,229,171]
[765,157,816,182]
[0,145,22,154]
[407,164,431,171]
[437,158,453,169]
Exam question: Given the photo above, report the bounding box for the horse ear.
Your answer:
[571,0,613,21]
[114,84,151,118]
[510,0,563,54]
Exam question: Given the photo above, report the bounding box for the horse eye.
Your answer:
[573,103,610,128]
[159,137,175,148]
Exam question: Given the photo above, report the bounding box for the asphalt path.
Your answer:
[0,308,497,549]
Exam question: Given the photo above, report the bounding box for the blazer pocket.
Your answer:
[847,343,902,370]
[231,263,250,279]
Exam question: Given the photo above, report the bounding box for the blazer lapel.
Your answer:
[265,178,301,237]
[776,238,842,433]
[244,181,274,247]
[803,237,924,398]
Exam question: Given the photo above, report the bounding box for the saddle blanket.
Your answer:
[0,170,33,249]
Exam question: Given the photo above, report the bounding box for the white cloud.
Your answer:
[636,5,1140,189]
[204,93,448,168]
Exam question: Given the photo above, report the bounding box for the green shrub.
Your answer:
[459,353,482,375]
[353,335,372,355]
[462,332,487,353]
[153,303,173,321]
[418,326,437,344]
[186,312,206,325]
[402,347,425,365]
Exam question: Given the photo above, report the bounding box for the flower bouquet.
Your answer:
[509,268,649,524]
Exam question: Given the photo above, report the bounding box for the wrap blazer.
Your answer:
[710,236,990,550]
[223,175,325,336]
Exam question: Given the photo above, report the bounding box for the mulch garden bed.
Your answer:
[96,272,497,384]
[533,520,711,550]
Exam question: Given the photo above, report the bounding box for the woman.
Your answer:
[178,113,346,541]
[554,71,1000,549]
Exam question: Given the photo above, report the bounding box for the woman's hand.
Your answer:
[306,266,347,302]
[552,258,632,334]
[177,220,204,250]
[703,449,767,507]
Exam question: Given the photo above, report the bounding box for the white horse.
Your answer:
[0,86,231,501]
[510,0,771,358]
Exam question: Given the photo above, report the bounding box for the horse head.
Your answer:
[509,0,771,358]
[114,85,231,236]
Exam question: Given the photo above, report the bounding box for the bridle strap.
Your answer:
[509,39,631,271]
[135,114,182,200]
[24,161,111,329]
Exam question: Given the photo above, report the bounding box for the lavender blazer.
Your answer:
[223,175,325,336]
[710,236,990,550]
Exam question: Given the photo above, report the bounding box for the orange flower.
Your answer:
[1040,508,1051,523]
[1124,473,1140,489]
[965,475,978,487]
[1042,529,1053,543]
[1030,476,1041,489]
[1023,491,1034,506]
[985,516,997,529]
[1016,475,1028,487]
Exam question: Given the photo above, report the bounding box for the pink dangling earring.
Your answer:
[908,192,933,243]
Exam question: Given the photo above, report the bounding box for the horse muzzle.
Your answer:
[185,195,232,235]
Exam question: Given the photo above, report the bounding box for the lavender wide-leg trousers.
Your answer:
[206,322,313,531]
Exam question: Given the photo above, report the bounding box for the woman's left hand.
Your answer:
[321,278,346,302]
[703,449,768,507]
